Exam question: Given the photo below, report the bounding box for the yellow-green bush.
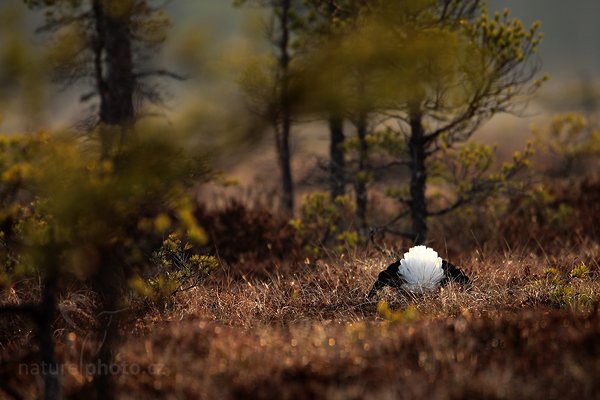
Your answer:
[527,264,597,312]
[0,129,213,307]
[532,113,600,177]
[130,233,218,305]
[377,301,419,324]
[0,132,49,285]
[289,192,359,256]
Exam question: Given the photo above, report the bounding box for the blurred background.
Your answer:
[1,0,599,184]
[2,1,599,123]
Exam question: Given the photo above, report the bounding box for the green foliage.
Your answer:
[506,182,575,232]
[532,113,600,176]
[427,140,534,214]
[236,0,310,118]
[0,126,212,304]
[528,264,597,312]
[29,132,208,276]
[549,203,575,226]
[289,192,359,255]
[377,301,419,324]
[300,1,544,120]
[129,233,218,305]
[570,262,590,280]
[334,230,360,252]
[26,0,171,45]
[0,133,50,284]
[466,6,544,71]
[344,127,406,160]
[291,1,545,240]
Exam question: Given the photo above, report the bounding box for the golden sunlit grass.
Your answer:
[157,243,599,325]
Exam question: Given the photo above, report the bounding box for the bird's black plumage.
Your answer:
[440,260,471,286]
[366,261,405,299]
[367,256,470,299]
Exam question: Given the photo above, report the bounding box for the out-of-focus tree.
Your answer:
[235,0,309,215]
[0,3,47,130]
[24,0,182,157]
[300,1,363,201]
[0,128,212,399]
[0,134,60,400]
[298,0,375,231]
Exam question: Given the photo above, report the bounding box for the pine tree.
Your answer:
[302,1,544,244]
[236,0,308,214]
[25,0,181,156]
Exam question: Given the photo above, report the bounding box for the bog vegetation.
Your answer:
[0,1,599,399]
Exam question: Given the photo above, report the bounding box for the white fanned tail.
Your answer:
[398,245,444,292]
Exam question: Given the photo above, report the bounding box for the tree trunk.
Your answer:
[37,266,60,400]
[329,114,345,199]
[92,0,135,158]
[92,0,111,158]
[91,249,126,400]
[408,107,428,245]
[103,10,134,127]
[355,114,368,232]
[277,0,294,214]
[276,123,294,215]
[93,296,118,400]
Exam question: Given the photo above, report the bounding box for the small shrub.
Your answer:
[377,301,419,323]
[526,264,598,311]
[532,113,600,177]
[290,192,359,256]
[570,262,590,280]
[130,233,218,306]
[194,200,299,265]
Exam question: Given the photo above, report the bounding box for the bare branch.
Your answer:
[135,69,187,81]
[80,91,97,102]
[427,197,467,217]
[369,208,413,241]
[35,12,92,34]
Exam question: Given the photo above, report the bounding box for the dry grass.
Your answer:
[157,244,599,324]
[3,174,600,399]
[108,248,600,399]
[3,246,598,399]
